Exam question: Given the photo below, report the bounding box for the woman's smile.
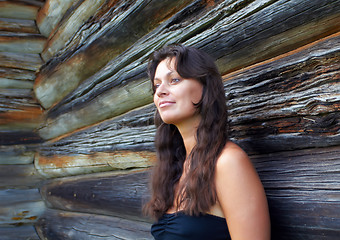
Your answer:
[159,100,176,108]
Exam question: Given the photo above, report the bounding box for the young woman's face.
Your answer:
[153,58,203,126]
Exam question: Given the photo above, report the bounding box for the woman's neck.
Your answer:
[175,115,201,157]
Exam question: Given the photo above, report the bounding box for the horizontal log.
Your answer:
[40,147,340,239]
[252,146,340,240]
[223,34,340,153]
[0,188,42,205]
[0,89,43,131]
[0,88,37,108]
[39,103,156,156]
[38,79,153,139]
[224,33,340,124]
[0,164,44,189]
[0,17,38,33]
[0,189,45,226]
[0,1,41,20]
[0,201,45,226]
[0,225,40,240]
[0,78,34,89]
[0,145,34,164]
[35,150,155,178]
[0,52,43,71]
[34,0,196,109]
[0,32,46,54]
[0,67,36,81]
[35,209,152,240]
[194,0,340,74]
[36,0,75,37]
[40,170,151,221]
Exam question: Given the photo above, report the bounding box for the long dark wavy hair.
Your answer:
[144,44,229,219]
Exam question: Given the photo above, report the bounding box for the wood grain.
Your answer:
[0,52,43,71]
[0,31,46,54]
[0,164,44,189]
[37,34,339,154]
[0,89,43,130]
[0,188,45,225]
[40,147,340,239]
[35,150,155,178]
[36,0,75,37]
[0,1,41,20]
[40,170,151,221]
[0,225,40,240]
[34,0,204,109]
[35,209,153,240]
[0,18,38,34]
[0,145,34,164]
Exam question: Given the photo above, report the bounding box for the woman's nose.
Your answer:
[156,83,169,97]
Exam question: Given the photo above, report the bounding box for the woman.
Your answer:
[144,45,270,240]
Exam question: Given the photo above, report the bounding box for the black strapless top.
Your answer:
[151,211,231,240]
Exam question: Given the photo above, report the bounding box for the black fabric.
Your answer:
[151,211,231,240]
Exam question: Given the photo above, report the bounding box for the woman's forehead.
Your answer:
[155,58,178,78]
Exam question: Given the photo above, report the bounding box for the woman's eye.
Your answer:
[154,84,160,89]
[171,78,180,84]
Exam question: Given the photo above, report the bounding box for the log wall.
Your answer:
[0,1,46,239]
[1,0,339,239]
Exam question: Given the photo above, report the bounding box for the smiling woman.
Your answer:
[144,45,271,240]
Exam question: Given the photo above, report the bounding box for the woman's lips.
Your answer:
[159,101,175,108]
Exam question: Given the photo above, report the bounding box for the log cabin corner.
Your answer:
[0,0,339,239]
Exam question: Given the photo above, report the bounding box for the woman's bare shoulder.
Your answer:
[216,141,251,170]
[215,142,271,239]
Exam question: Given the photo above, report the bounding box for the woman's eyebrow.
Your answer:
[154,70,176,81]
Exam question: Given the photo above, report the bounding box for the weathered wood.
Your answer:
[0,88,40,111]
[34,0,197,109]
[0,188,45,225]
[0,1,41,20]
[39,0,276,118]
[36,0,75,37]
[223,34,340,153]
[0,17,38,33]
[40,170,151,221]
[35,150,155,178]
[252,146,340,240]
[0,225,40,240]
[0,145,34,164]
[0,89,43,130]
[194,0,340,75]
[0,78,34,89]
[37,33,340,155]
[41,0,107,59]
[34,0,340,110]
[38,79,153,139]
[0,164,44,189]
[35,209,153,240]
[0,131,42,145]
[38,103,156,156]
[0,67,36,81]
[0,52,43,71]
[0,32,46,54]
[40,147,340,239]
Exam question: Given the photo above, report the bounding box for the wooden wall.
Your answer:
[1,0,339,239]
